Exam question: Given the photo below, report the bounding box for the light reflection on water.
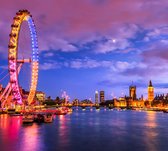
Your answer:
[144,112,158,151]
[0,109,168,151]
[57,115,71,149]
[21,124,44,151]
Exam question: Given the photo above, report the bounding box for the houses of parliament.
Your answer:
[112,80,155,108]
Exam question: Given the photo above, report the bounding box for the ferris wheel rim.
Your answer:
[8,9,39,105]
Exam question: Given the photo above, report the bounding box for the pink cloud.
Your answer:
[0,0,167,53]
[40,61,61,70]
[95,38,131,53]
[43,52,54,58]
[69,58,113,69]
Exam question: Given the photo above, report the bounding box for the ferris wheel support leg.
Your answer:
[1,86,12,108]
[0,63,23,109]
[0,83,11,108]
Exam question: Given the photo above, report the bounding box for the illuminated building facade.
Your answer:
[113,97,144,108]
[100,91,105,103]
[153,94,168,107]
[72,99,79,106]
[95,91,99,105]
[35,91,46,103]
[148,80,154,102]
[113,84,145,108]
[129,85,136,100]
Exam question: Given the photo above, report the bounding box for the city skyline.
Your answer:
[0,0,168,100]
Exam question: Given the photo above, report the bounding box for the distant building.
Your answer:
[95,91,99,105]
[80,99,93,106]
[35,91,46,104]
[72,99,79,106]
[100,91,105,103]
[152,94,168,107]
[119,97,127,107]
[129,84,136,100]
[148,80,154,102]
[113,96,144,108]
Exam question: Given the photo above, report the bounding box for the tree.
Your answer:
[144,101,150,107]
[47,96,51,100]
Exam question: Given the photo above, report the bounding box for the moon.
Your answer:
[112,39,116,43]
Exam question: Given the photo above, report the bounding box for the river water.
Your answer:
[0,108,168,151]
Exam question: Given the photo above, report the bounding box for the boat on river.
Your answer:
[7,108,16,114]
[44,113,53,123]
[55,109,67,115]
[34,113,44,123]
[54,107,67,115]
[9,113,23,116]
[22,113,34,123]
[163,109,168,113]
[67,108,73,113]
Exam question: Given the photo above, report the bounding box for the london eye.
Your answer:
[8,9,39,106]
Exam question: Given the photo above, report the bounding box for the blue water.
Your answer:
[0,108,168,151]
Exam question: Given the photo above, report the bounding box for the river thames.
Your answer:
[0,108,168,151]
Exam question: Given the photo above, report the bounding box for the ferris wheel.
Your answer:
[7,10,39,106]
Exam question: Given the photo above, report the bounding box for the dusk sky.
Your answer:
[0,0,168,101]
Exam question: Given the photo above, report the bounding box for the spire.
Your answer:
[149,80,153,87]
[131,81,135,87]
[130,81,135,87]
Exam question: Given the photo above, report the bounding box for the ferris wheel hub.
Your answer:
[17,58,31,63]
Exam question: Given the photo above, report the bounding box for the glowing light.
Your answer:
[112,39,116,43]
[8,10,39,105]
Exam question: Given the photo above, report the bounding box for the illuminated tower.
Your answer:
[100,91,105,103]
[61,91,70,104]
[95,91,99,105]
[129,84,136,100]
[148,80,154,102]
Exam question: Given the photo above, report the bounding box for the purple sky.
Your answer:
[0,0,168,101]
